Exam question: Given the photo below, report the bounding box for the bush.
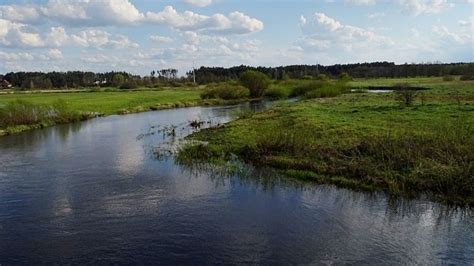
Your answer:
[112,74,125,88]
[120,80,138,90]
[339,72,352,82]
[201,84,250,100]
[443,75,455,81]
[393,83,417,107]
[239,70,270,98]
[290,80,327,97]
[315,74,329,81]
[264,86,289,99]
[460,74,474,81]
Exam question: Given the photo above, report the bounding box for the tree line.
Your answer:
[1,69,182,90]
[1,62,473,89]
[188,62,473,84]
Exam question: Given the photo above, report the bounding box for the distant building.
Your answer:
[0,79,12,89]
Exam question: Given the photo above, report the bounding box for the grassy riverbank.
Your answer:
[178,80,474,205]
[0,88,206,135]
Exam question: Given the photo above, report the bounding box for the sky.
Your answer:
[0,0,473,76]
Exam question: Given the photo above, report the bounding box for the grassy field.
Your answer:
[177,78,474,205]
[0,89,202,115]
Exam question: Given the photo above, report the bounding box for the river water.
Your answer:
[0,102,472,264]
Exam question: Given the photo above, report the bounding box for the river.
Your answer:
[0,101,472,264]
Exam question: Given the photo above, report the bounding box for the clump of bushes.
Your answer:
[239,70,270,98]
[201,83,250,100]
[120,80,138,90]
[315,74,329,81]
[338,72,352,82]
[443,75,455,81]
[264,86,289,99]
[393,83,417,107]
[460,74,474,81]
[290,81,327,97]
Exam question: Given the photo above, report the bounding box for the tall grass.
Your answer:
[0,100,83,128]
[290,80,349,99]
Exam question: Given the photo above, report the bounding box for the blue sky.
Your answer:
[0,0,472,75]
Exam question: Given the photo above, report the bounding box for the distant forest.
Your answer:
[1,62,473,89]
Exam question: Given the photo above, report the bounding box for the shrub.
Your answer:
[112,74,125,88]
[460,74,474,81]
[120,80,138,90]
[239,70,270,98]
[315,74,329,81]
[339,72,352,82]
[290,80,327,97]
[443,75,455,81]
[264,86,289,99]
[200,84,250,100]
[393,83,417,107]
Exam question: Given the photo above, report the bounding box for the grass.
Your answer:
[0,89,202,115]
[0,88,206,135]
[177,79,474,205]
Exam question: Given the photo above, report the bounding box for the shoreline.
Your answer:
[0,98,254,137]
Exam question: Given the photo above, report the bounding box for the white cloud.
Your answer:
[398,0,451,16]
[298,12,393,53]
[71,30,138,49]
[40,0,144,26]
[146,6,263,35]
[0,5,41,23]
[38,49,63,60]
[432,25,471,44]
[182,0,213,7]
[46,27,69,47]
[367,12,386,19]
[0,51,34,61]
[459,16,474,29]
[149,35,174,43]
[314,13,342,31]
[347,0,376,5]
[299,15,307,26]
[0,19,44,48]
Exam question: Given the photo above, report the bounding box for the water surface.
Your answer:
[0,102,472,264]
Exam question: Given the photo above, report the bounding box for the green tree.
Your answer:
[112,73,125,88]
[239,70,270,98]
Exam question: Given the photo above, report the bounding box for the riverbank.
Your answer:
[177,81,474,205]
[0,88,252,136]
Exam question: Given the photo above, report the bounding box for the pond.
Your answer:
[0,101,472,264]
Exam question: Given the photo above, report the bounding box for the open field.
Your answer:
[177,79,474,205]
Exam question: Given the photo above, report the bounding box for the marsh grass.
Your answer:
[178,118,473,204]
[0,100,86,131]
[290,80,350,99]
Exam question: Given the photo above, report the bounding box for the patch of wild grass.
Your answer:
[0,99,82,128]
[290,80,350,99]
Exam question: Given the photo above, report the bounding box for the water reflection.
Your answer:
[0,102,472,264]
